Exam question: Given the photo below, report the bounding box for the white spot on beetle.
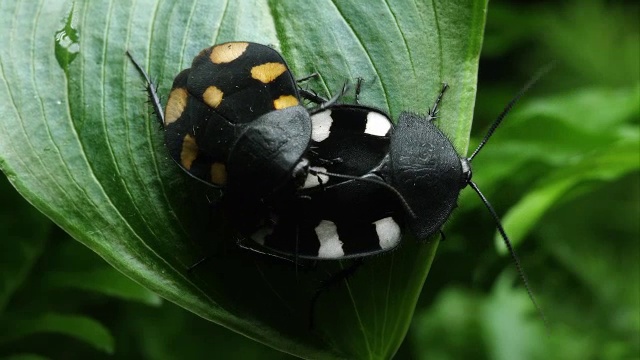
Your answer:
[311,110,333,142]
[375,217,401,250]
[302,167,329,189]
[315,220,344,258]
[251,226,273,245]
[365,111,392,136]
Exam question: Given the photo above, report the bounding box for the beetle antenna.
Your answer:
[468,180,548,330]
[126,50,166,127]
[469,64,553,161]
[296,72,319,83]
[309,169,417,219]
[427,82,449,121]
[299,88,328,105]
[316,82,349,111]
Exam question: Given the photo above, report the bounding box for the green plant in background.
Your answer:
[406,1,639,359]
[0,1,638,360]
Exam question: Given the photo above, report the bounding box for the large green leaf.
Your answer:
[496,134,639,251]
[0,0,486,358]
[490,87,640,250]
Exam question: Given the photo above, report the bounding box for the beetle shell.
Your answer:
[251,105,404,259]
[385,112,466,239]
[162,42,311,194]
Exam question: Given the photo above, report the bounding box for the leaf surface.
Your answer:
[0,1,486,357]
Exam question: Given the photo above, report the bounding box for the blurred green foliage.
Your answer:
[404,0,640,359]
[0,0,638,359]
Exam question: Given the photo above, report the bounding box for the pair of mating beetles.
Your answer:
[127,42,543,313]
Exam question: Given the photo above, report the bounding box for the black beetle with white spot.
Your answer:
[251,71,550,320]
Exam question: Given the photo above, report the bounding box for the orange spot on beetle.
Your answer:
[210,162,227,185]
[180,134,198,170]
[165,88,188,125]
[251,62,287,83]
[210,42,249,64]
[203,86,223,108]
[273,95,299,109]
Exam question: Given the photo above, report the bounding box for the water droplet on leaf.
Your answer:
[54,6,79,73]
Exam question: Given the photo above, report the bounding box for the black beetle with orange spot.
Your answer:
[128,42,313,204]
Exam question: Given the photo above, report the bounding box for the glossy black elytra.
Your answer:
[127,42,314,204]
[249,71,550,325]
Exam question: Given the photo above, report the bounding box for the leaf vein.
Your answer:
[328,0,391,113]
[383,0,417,80]
[211,0,230,45]
[68,2,219,308]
